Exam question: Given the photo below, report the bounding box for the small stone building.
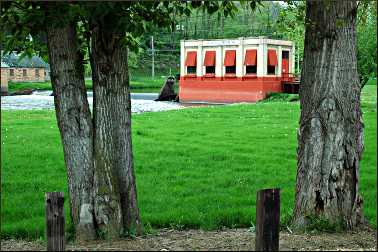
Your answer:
[2,53,49,82]
[1,61,9,92]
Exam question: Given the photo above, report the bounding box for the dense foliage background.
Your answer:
[2,1,375,82]
[125,1,376,82]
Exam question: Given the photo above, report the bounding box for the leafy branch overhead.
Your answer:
[1,1,243,58]
[2,0,374,81]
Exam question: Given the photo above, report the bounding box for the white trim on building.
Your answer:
[181,37,295,78]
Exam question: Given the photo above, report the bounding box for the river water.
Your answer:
[1,91,183,113]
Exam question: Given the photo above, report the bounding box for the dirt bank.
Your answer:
[1,227,376,251]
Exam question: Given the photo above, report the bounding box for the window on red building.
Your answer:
[224,50,236,74]
[244,49,257,74]
[282,51,289,59]
[267,49,278,75]
[185,51,197,75]
[282,51,290,77]
[204,51,216,74]
[246,65,257,74]
[206,66,215,74]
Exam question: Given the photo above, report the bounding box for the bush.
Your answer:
[260,92,299,103]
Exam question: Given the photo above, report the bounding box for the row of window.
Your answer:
[9,69,40,77]
[185,49,289,76]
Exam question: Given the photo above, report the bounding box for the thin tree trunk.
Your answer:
[45,4,96,241]
[250,10,254,36]
[294,0,364,229]
[90,15,142,238]
[194,10,198,38]
[207,12,211,38]
[221,13,224,36]
[244,4,248,24]
[185,16,189,39]
[202,8,206,38]
[171,9,176,49]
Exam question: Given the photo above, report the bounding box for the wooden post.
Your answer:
[255,188,280,251]
[45,192,65,251]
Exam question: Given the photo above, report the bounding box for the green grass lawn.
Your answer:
[1,85,376,240]
[8,75,168,93]
[366,78,377,86]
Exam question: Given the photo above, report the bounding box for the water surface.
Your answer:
[1,91,182,113]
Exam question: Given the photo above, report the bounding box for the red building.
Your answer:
[179,37,298,103]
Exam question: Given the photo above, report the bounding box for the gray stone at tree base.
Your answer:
[155,77,178,101]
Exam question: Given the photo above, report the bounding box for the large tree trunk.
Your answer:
[294,0,364,229]
[45,4,96,240]
[90,15,142,238]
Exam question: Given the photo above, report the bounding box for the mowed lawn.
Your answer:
[1,85,376,239]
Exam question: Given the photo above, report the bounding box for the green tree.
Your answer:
[276,2,305,74]
[294,0,364,229]
[276,1,376,81]
[357,2,377,87]
[1,0,239,241]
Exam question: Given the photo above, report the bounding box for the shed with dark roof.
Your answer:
[1,53,50,82]
[1,61,9,92]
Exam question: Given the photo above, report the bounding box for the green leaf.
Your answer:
[250,1,256,11]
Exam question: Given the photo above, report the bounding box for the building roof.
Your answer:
[1,61,9,68]
[1,53,49,69]
[181,36,268,42]
[181,36,294,47]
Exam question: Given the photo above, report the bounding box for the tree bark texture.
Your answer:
[90,15,142,238]
[45,5,96,240]
[294,0,364,229]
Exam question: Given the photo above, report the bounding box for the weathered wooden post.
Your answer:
[255,188,280,251]
[45,192,65,251]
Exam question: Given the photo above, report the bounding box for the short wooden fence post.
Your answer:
[45,192,65,251]
[255,188,280,251]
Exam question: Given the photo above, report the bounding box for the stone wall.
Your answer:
[8,67,46,82]
[1,68,9,92]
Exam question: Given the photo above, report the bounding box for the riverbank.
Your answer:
[6,75,172,94]
[6,77,375,95]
